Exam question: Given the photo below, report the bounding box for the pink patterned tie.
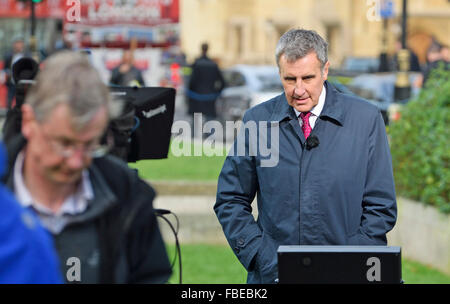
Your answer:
[300,112,312,139]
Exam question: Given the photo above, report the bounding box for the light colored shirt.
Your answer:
[294,84,326,129]
[13,151,94,234]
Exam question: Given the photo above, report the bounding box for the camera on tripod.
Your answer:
[2,56,175,162]
[2,57,39,144]
[12,57,39,110]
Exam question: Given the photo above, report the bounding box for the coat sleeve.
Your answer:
[126,178,172,284]
[349,111,397,245]
[93,157,172,284]
[215,65,225,93]
[188,62,197,91]
[137,70,146,87]
[109,68,121,85]
[214,111,263,271]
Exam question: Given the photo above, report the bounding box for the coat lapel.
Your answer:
[318,81,345,127]
[270,94,306,145]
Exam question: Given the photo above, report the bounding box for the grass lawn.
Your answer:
[129,140,227,181]
[166,243,246,284]
[166,243,450,284]
[402,259,450,284]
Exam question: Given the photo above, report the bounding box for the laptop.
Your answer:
[277,245,402,284]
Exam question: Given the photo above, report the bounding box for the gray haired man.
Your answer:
[2,51,172,283]
[214,29,397,283]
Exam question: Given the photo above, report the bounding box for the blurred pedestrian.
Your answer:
[391,39,421,72]
[440,44,449,63]
[2,51,171,284]
[3,36,29,110]
[215,29,397,283]
[421,42,449,87]
[53,35,74,54]
[0,142,62,284]
[109,49,145,87]
[187,42,225,124]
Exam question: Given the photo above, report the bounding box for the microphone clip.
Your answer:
[306,135,320,150]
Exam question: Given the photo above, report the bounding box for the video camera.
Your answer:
[2,57,176,162]
[108,86,175,162]
[2,57,39,144]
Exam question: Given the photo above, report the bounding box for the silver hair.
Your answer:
[275,28,328,70]
[25,50,122,130]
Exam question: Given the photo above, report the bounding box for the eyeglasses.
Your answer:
[39,127,113,159]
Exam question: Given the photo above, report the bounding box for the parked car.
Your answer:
[329,56,380,78]
[346,72,422,125]
[216,65,283,122]
[342,56,380,73]
[216,64,393,125]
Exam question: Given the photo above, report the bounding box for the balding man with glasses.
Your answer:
[2,51,171,284]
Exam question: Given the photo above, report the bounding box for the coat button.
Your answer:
[237,238,245,246]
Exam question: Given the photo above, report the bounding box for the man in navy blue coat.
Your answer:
[214,29,397,284]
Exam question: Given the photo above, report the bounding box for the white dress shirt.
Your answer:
[293,84,327,129]
[13,151,94,234]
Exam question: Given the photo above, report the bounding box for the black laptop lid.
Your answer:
[277,245,402,284]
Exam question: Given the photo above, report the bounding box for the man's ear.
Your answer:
[21,104,35,139]
[322,61,330,80]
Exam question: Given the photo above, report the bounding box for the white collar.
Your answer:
[13,150,93,216]
[294,84,326,117]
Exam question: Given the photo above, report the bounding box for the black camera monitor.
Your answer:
[277,245,402,284]
[109,86,175,162]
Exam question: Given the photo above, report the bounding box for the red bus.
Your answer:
[0,0,180,107]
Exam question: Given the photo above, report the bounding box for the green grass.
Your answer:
[166,243,450,284]
[402,259,450,284]
[129,140,227,181]
[166,243,247,284]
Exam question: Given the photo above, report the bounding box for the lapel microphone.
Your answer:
[306,135,320,150]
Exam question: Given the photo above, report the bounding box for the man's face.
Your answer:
[13,40,24,53]
[279,52,329,113]
[22,103,109,186]
[122,51,133,65]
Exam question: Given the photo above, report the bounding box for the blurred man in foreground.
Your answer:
[2,51,171,284]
